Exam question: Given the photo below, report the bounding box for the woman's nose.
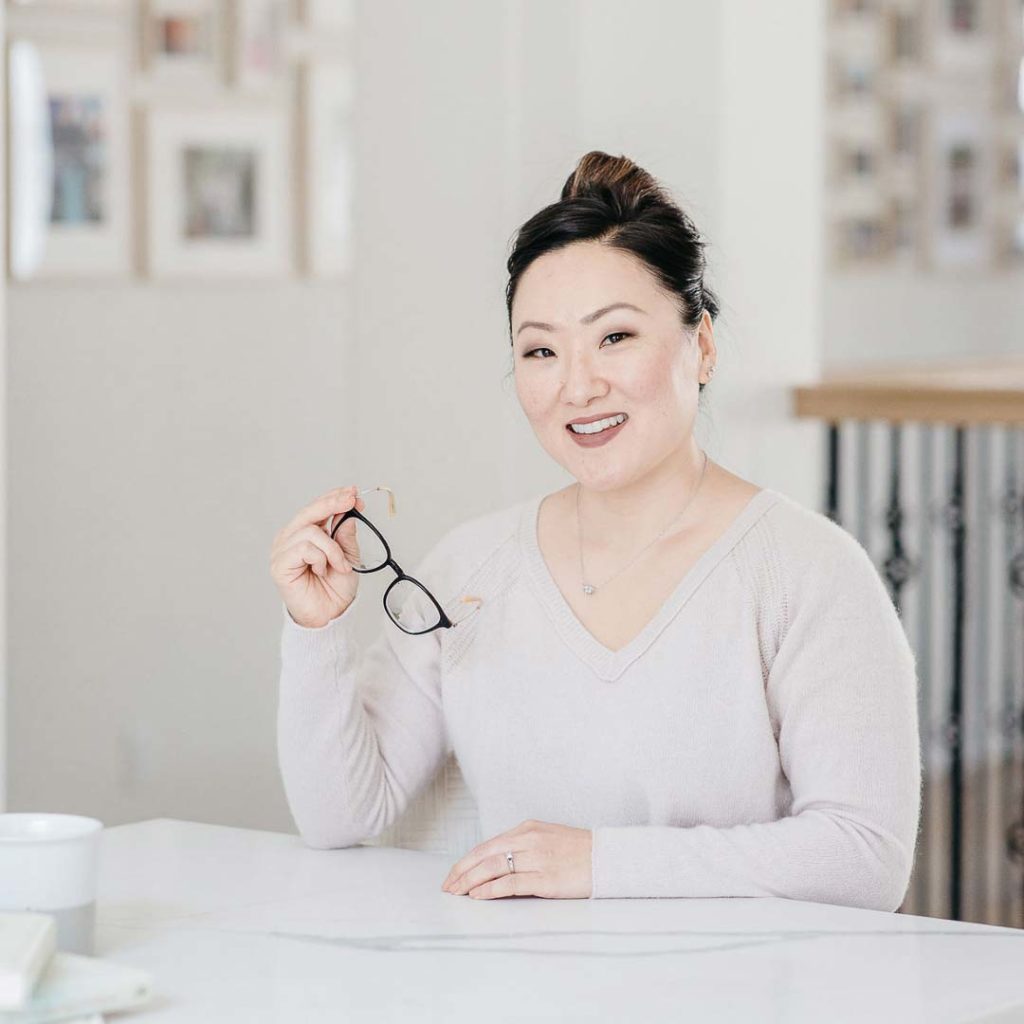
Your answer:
[560,351,607,404]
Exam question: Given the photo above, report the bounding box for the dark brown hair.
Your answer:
[505,151,720,393]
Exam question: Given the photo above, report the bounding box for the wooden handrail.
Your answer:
[791,356,1024,425]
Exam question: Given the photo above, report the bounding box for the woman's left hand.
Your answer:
[441,819,593,899]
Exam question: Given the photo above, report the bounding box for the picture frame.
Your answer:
[300,62,353,278]
[232,0,288,92]
[887,6,922,64]
[144,104,292,278]
[830,212,888,266]
[930,0,994,74]
[7,38,131,279]
[829,52,878,104]
[925,109,994,269]
[138,0,226,88]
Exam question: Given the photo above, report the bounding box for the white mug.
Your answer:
[0,813,103,955]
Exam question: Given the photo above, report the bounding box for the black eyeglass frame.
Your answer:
[329,508,462,635]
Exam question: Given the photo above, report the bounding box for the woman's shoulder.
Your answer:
[436,495,529,562]
[418,494,532,600]
[760,488,864,553]
[757,488,889,602]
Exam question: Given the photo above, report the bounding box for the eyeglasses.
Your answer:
[328,486,481,636]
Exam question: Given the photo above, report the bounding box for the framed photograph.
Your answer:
[926,110,994,269]
[832,213,888,265]
[7,39,131,279]
[232,0,288,91]
[145,105,291,278]
[931,0,994,73]
[829,53,877,104]
[139,0,226,86]
[887,7,921,64]
[301,62,353,277]
[846,140,878,179]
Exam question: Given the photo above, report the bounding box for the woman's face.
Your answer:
[511,240,713,492]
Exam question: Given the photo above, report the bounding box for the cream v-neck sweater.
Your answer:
[277,487,922,912]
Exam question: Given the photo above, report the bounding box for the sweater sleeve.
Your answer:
[276,533,452,850]
[589,524,923,911]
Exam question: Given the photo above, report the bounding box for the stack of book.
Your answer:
[0,912,152,1023]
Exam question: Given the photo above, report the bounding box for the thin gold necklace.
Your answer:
[577,450,710,596]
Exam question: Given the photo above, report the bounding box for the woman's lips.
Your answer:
[565,418,628,448]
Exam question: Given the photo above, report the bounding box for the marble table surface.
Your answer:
[94,818,1024,1023]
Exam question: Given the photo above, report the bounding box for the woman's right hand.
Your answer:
[270,485,367,629]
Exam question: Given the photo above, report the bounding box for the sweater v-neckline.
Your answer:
[518,485,782,681]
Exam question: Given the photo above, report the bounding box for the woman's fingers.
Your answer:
[273,487,364,557]
[287,525,351,574]
[300,541,328,579]
[276,486,356,544]
[272,529,352,585]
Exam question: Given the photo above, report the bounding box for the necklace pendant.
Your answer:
[582,583,596,596]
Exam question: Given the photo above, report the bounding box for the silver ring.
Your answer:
[505,850,515,874]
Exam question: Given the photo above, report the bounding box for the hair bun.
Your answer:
[560,150,663,207]
[506,149,720,360]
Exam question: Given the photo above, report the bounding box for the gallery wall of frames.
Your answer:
[5,0,353,281]
[828,0,1024,272]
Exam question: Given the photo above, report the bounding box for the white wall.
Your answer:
[7,282,349,828]
[6,0,830,831]
[824,273,1024,367]
[714,0,826,504]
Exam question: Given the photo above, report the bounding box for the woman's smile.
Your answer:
[565,413,629,448]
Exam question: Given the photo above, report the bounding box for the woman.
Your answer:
[270,151,921,911]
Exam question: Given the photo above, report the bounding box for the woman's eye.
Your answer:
[523,333,630,359]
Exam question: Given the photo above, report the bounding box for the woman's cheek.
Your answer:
[514,374,548,423]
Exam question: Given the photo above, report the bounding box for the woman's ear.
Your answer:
[695,309,716,366]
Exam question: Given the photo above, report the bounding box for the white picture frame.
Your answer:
[145,104,292,278]
[138,0,226,88]
[232,0,288,92]
[930,0,994,75]
[302,62,353,278]
[926,109,994,269]
[7,38,131,280]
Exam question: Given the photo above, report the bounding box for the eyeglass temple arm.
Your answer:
[450,594,483,625]
[354,484,397,518]
[352,486,481,624]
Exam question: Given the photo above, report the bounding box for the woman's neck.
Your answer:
[574,441,712,551]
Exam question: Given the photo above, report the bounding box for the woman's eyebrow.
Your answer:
[515,302,647,337]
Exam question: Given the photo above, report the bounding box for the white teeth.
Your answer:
[569,413,626,435]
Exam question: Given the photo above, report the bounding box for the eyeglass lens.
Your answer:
[333,488,444,633]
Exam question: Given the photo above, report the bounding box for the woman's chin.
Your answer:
[565,461,635,491]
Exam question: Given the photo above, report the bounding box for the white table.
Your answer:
[95,819,1024,1023]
